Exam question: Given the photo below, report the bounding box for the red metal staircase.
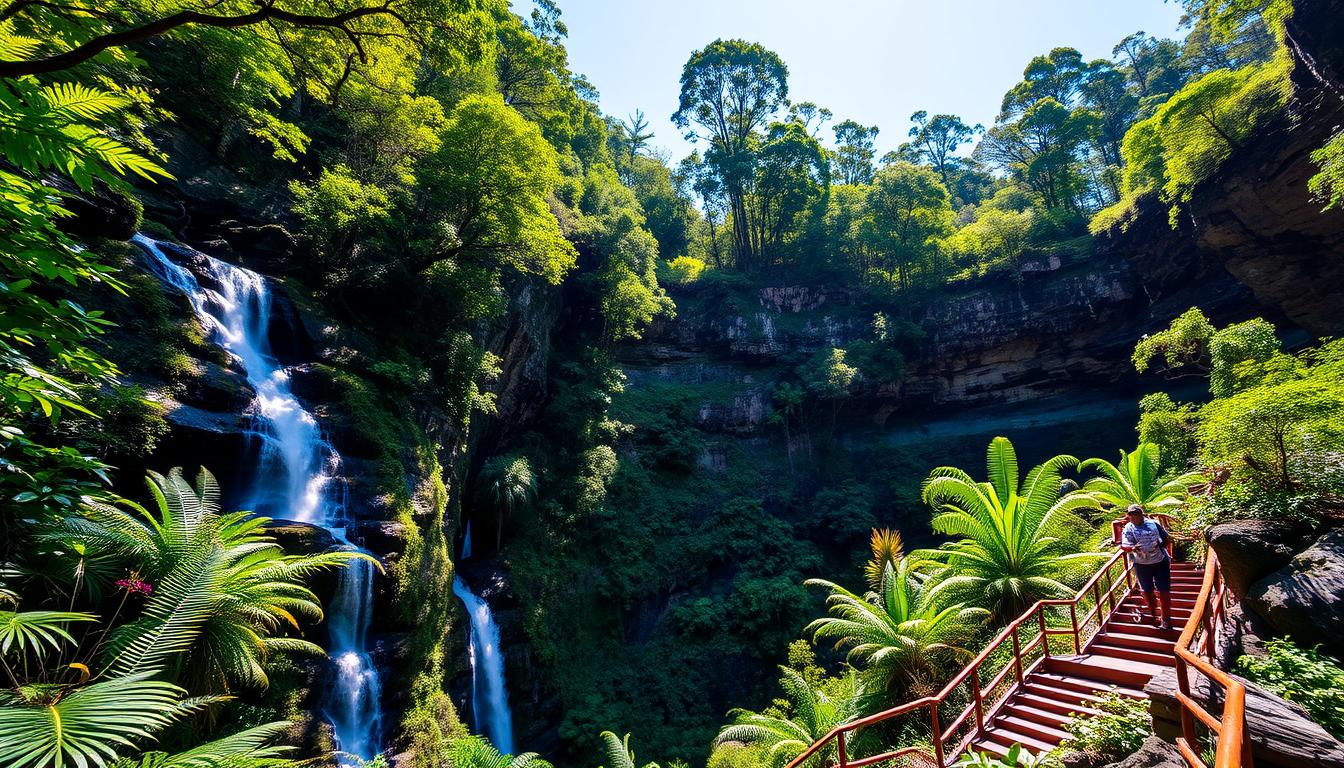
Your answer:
[783,513,1248,768]
[969,560,1203,759]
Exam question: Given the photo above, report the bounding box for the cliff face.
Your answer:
[1104,0,1344,337]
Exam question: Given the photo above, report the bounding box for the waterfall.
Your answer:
[134,234,383,764]
[453,575,515,755]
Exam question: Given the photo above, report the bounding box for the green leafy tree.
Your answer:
[1000,47,1088,117]
[915,437,1099,621]
[478,455,538,549]
[832,120,879,185]
[673,39,790,269]
[903,111,981,191]
[413,93,577,283]
[977,98,1097,214]
[860,162,954,289]
[1079,444,1205,514]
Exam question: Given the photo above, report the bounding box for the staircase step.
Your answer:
[1100,620,1184,639]
[981,723,1058,756]
[1045,654,1167,687]
[1015,692,1105,719]
[969,739,1013,759]
[1098,630,1177,652]
[1087,640,1176,667]
[1027,671,1146,697]
[993,713,1072,744]
[1026,676,1148,702]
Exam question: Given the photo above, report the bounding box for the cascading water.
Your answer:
[134,234,383,763]
[453,573,516,755]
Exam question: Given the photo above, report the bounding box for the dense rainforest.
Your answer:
[1,0,1343,768]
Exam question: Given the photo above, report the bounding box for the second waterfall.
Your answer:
[135,235,384,764]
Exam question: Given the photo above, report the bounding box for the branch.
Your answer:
[0,2,406,78]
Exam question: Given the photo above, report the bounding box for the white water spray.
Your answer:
[135,234,383,764]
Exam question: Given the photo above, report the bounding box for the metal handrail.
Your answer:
[1172,551,1251,768]
[783,546,1137,768]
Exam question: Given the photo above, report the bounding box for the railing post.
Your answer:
[836,730,848,768]
[930,700,945,768]
[1038,608,1050,659]
[972,664,985,734]
[1070,603,1081,654]
[1092,580,1102,633]
[1010,624,1024,685]
[1174,655,1199,760]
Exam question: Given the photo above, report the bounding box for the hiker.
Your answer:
[1119,504,1173,631]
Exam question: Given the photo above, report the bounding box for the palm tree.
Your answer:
[51,467,371,693]
[916,437,1100,622]
[597,731,660,768]
[477,455,536,549]
[1078,443,1204,516]
[806,531,987,700]
[447,734,552,768]
[714,667,859,768]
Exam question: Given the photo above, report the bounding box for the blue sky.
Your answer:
[523,0,1188,162]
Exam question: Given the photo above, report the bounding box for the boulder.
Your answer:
[353,519,412,559]
[1146,667,1344,768]
[1246,529,1344,658]
[1102,736,1184,768]
[267,520,340,554]
[1206,519,1309,599]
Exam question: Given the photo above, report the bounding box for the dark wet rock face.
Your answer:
[1147,667,1344,768]
[1206,520,1312,599]
[1245,529,1344,658]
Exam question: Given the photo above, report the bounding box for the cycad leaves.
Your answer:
[0,610,96,658]
[1079,442,1203,513]
[920,436,1096,620]
[0,673,188,768]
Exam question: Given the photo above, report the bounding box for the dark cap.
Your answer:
[1126,504,1145,516]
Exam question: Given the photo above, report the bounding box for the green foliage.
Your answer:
[916,437,1100,621]
[1132,307,1217,375]
[1308,130,1344,211]
[1094,50,1291,230]
[1235,639,1344,739]
[806,534,987,700]
[1079,443,1204,514]
[422,93,577,284]
[713,667,858,768]
[0,467,350,768]
[1136,394,1197,474]
[1061,691,1152,757]
[598,731,660,768]
[861,162,954,289]
[447,735,553,768]
[954,744,1049,767]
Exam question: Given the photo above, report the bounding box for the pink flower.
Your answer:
[116,577,154,595]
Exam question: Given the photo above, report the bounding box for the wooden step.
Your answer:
[980,723,1058,755]
[1098,630,1177,653]
[1006,701,1086,729]
[1086,640,1176,667]
[1100,621,1183,640]
[1014,691,1104,719]
[1045,654,1167,687]
[1028,671,1147,698]
[992,713,1072,744]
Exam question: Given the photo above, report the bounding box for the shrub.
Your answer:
[1061,691,1151,758]
[1235,639,1344,739]
[663,255,707,284]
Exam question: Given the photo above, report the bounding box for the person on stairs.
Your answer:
[1119,504,1173,631]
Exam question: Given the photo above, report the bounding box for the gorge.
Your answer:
[3,1,1344,768]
